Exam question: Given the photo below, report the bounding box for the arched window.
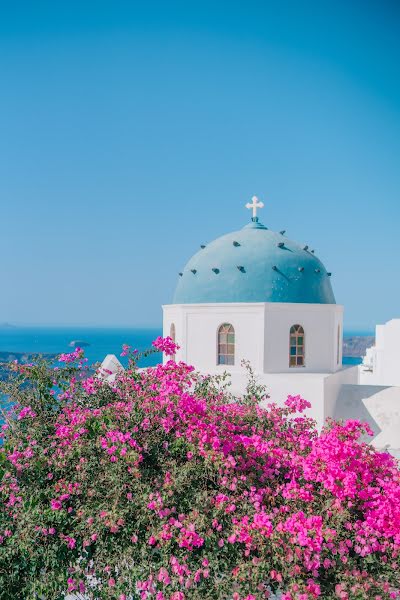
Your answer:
[170,323,176,361]
[289,324,305,367]
[217,323,235,365]
[337,324,341,365]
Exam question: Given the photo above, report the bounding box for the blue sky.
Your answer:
[0,0,399,330]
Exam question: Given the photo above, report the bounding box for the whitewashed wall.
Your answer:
[162,302,353,430]
[360,319,400,386]
[163,302,343,375]
[264,303,343,374]
[333,383,400,452]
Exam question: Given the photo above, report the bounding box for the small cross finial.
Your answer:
[245,195,264,219]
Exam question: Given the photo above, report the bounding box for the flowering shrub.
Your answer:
[152,336,180,356]
[0,339,399,600]
[59,347,85,363]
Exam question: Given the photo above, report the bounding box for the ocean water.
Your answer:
[342,356,362,366]
[0,326,163,368]
[0,326,366,366]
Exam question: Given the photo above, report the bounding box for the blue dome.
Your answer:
[173,219,335,304]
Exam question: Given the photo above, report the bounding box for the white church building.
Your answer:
[160,197,400,454]
[102,197,399,455]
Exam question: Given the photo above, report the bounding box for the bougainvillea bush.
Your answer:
[0,338,399,600]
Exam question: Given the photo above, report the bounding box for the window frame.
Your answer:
[289,324,305,368]
[217,323,235,366]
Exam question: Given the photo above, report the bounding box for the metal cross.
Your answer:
[245,195,264,219]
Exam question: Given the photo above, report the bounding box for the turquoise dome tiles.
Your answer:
[173,219,335,304]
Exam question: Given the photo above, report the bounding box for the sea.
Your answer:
[0,326,369,366]
[0,326,163,369]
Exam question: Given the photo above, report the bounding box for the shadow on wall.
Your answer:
[335,384,400,450]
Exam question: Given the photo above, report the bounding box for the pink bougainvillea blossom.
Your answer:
[152,336,180,356]
[58,347,84,363]
[0,337,399,599]
[17,406,37,420]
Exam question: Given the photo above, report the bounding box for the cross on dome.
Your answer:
[245,195,264,219]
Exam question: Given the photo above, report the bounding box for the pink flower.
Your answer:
[50,499,62,510]
[152,336,179,356]
[285,394,311,413]
[120,344,131,357]
[17,406,36,420]
[65,536,76,549]
[59,347,84,363]
[82,377,96,395]
[157,567,171,585]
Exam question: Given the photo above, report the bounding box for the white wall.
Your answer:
[334,383,400,452]
[359,319,400,386]
[163,302,343,375]
[255,368,357,430]
[163,303,265,372]
[324,366,360,424]
[264,303,343,374]
[380,320,400,385]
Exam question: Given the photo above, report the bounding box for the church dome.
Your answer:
[173,204,335,305]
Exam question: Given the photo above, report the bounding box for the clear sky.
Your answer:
[0,0,399,330]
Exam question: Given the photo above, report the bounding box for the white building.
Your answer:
[100,197,399,454]
[163,197,359,430]
[360,319,400,386]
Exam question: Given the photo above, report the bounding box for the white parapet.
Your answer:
[98,354,124,383]
[359,319,400,386]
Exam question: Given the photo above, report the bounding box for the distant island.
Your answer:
[69,340,91,348]
[0,322,17,329]
[343,336,374,358]
[0,351,57,362]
